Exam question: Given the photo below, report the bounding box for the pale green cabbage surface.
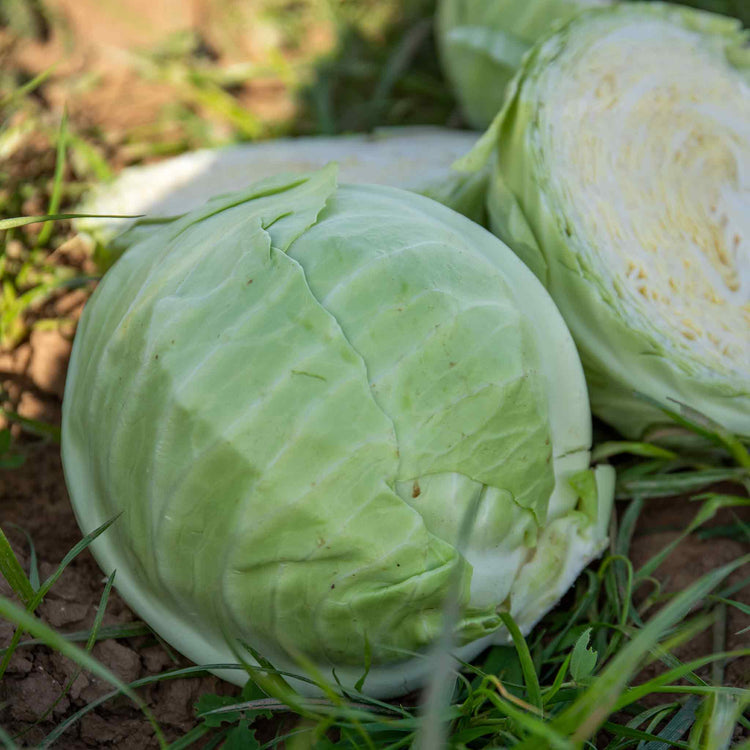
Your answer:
[457,3,750,438]
[63,166,613,697]
[437,0,610,128]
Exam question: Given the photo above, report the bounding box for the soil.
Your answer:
[2,0,311,145]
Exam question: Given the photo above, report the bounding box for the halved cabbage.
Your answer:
[63,166,613,697]
[75,127,484,247]
[459,3,750,437]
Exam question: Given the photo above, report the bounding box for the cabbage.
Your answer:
[437,0,611,129]
[75,127,485,249]
[458,3,750,438]
[62,166,614,697]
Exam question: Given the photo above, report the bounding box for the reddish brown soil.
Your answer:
[3,0,305,142]
[629,509,750,691]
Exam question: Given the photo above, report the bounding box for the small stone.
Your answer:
[53,288,89,319]
[4,240,24,260]
[141,645,174,674]
[154,679,199,727]
[80,713,120,744]
[40,599,90,627]
[0,342,32,375]
[40,561,91,602]
[57,656,92,701]
[78,640,142,701]
[7,652,33,675]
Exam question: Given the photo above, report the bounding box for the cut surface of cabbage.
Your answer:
[538,11,749,383]
[76,127,482,245]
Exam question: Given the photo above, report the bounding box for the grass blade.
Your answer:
[0,213,143,230]
[0,527,35,606]
[538,555,749,745]
[639,696,701,750]
[500,612,543,712]
[35,108,69,248]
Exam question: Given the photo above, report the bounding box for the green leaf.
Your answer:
[0,453,25,469]
[638,394,750,469]
[195,694,246,728]
[639,696,700,750]
[0,527,35,606]
[601,721,692,748]
[354,635,372,693]
[692,693,747,750]
[619,468,748,501]
[240,679,267,702]
[533,555,750,745]
[591,441,678,462]
[5,523,39,590]
[569,629,597,684]
[0,621,150,658]
[0,409,61,443]
[222,720,260,750]
[36,107,69,248]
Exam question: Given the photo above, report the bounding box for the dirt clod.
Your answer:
[38,599,91,628]
[10,669,70,722]
[16,388,61,423]
[27,329,72,398]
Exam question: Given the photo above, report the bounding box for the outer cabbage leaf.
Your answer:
[63,166,613,697]
[437,0,610,129]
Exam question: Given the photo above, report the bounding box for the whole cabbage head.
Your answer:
[62,166,614,698]
[458,3,750,438]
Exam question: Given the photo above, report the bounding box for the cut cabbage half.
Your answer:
[76,126,485,250]
[459,3,750,437]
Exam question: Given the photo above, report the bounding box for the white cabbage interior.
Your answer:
[536,16,750,381]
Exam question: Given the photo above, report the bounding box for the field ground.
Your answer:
[1,0,748,747]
